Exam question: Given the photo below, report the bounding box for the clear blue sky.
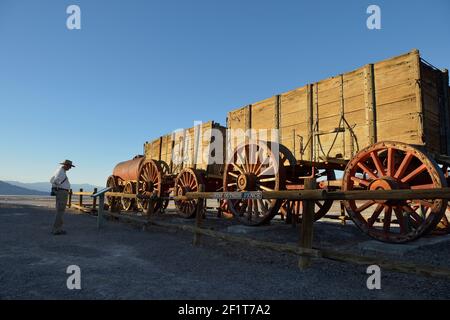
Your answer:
[0,0,449,186]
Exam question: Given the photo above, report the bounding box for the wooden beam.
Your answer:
[178,188,450,201]
[71,192,94,196]
[441,69,450,154]
[364,64,377,144]
[412,49,425,143]
[307,84,313,162]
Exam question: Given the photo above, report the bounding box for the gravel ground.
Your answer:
[1,199,450,300]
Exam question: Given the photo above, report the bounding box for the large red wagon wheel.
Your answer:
[121,181,136,211]
[174,168,205,218]
[106,175,122,211]
[281,169,336,223]
[137,159,163,214]
[342,141,447,243]
[223,141,284,226]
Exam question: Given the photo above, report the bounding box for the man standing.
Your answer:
[50,160,75,235]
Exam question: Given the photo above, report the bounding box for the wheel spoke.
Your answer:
[257,184,274,192]
[387,148,394,176]
[232,163,245,175]
[315,201,323,209]
[254,160,264,175]
[394,207,410,234]
[356,162,377,180]
[370,151,385,176]
[401,164,427,183]
[402,205,424,226]
[355,200,375,213]
[247,199,253,220]
[258,199,268,211]
[253,199,259,216]
[237,149,248,172]
[228,172,239,178]
[367,204,384,227]
[259,177,276,183]
[258,165,275,177]
[394,152,414,179]
[410,183,436,190]
[416,199,434,208]
[383,207,392,232]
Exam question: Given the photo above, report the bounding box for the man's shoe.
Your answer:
[52,230,67,235]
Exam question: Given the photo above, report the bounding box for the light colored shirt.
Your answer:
[50,166,71,190]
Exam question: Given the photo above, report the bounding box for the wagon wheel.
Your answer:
[137,159,163,214]
[157,160,171,212]
[342,141,447,243]
[121,181,136,211]
[281,169,336,223]
[223,141,285,226]
[106,175,121,211]
[174,168,205,218]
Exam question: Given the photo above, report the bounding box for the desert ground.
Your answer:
[1,195,450,299]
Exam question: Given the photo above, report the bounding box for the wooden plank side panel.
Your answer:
[377,114,422,144]
[228,106,249,131]
[280,123,309,160]
[316,77,342,118]
[171,129,186,174]
[224,49,446,162]
[376,98,417,122]
[160,134,173,170]
[251,97,276,130]
[374,51,422,147]
[250,97,278,144]
[373,52,415,90]
[193,122,214,171]
[279,86,308,158]
[315,76,344,158]
[420,62,446,155]
[205,124,227,176]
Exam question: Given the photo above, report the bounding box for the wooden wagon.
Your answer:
[224,49,450,243]
[106,121,226,218]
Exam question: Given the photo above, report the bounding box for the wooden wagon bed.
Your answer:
[227,49,450,164]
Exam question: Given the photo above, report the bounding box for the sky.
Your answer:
[0,0,449,186]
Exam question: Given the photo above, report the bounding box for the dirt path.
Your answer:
[1,202,449,299]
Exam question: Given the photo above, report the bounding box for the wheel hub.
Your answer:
[369,178,402,204]
[237,174,257,190]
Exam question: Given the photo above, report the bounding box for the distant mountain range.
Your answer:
[0,181,49,196]
[1,181,102,195]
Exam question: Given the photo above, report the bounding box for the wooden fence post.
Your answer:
[298,178,315,270]
[193,184,205,246]
[79,188,83,208]
[145,192,156,216]
[92,188,98,212]
[97,194,105,229]
[339,201,346,225]
[67,189,72,208]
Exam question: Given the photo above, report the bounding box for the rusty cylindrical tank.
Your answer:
[113,155,145,181]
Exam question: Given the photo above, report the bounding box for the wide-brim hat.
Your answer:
[60,160,75,167]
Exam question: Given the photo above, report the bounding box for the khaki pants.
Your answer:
[53,189,69,232]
